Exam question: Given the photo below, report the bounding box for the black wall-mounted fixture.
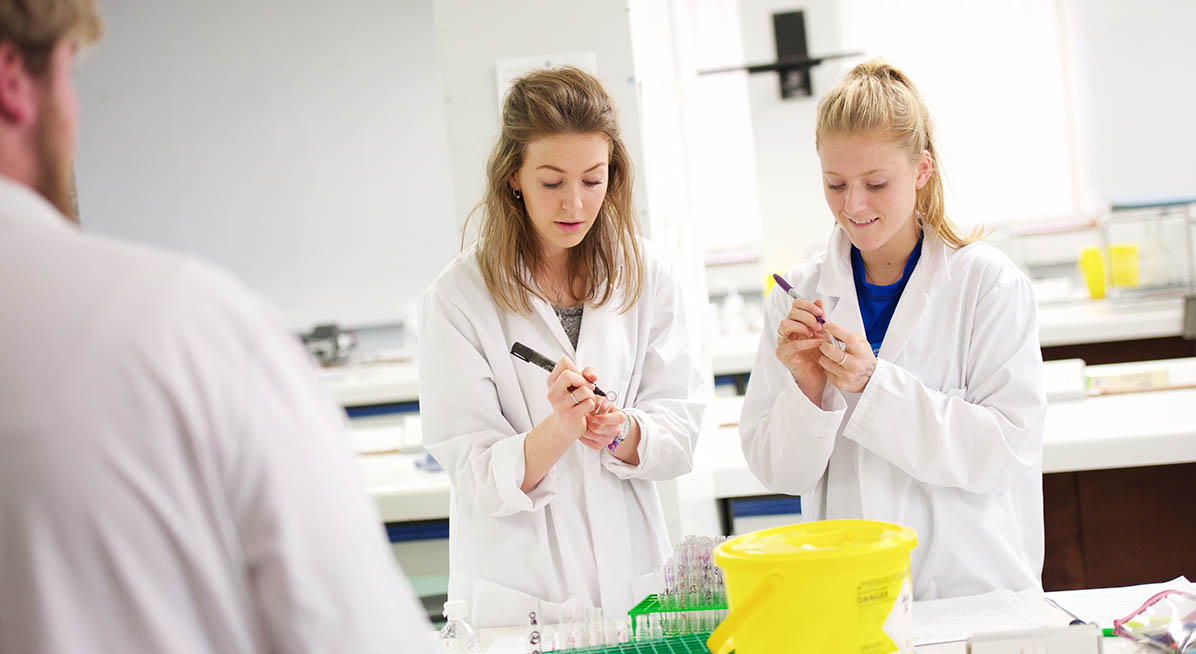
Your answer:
[698,10,861,100]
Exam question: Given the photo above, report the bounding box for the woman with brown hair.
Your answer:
[418,67,706,627]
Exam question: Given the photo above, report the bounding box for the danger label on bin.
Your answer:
[857,569,913,653]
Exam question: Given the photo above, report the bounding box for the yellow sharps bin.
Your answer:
[707,520,918,654]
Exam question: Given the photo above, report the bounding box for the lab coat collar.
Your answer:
[526,274,627,363]
[815,225,951,360]
[0,175,76,234]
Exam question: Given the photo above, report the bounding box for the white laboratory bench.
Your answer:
[1036,295,1187,347]
[320,360,420,406]
[354,358,1196,526]
[693,384,1196,506]
[357,452,450,523]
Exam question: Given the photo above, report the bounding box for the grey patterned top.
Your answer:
[553,304,583,350]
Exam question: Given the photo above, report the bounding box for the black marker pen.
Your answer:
[510,341,616,402]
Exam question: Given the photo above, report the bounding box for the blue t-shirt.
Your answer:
[851,237,923,356]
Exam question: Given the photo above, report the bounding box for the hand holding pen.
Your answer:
[512,342,621,450]
[542,357,603,445]
[772,273,876,399]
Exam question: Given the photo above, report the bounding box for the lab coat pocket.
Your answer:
[471,577,582,629]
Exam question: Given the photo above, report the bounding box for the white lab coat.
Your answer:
[0,177,432,653]
[740,226,1046,600]
[418,242,706,627]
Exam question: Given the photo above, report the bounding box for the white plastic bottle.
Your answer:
[438,600,479,653]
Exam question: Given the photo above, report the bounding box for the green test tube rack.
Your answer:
[626,594,728,639]
[553,631,713,653]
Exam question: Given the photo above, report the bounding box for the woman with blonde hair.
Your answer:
[418,67,706,626]
[740,59,1046,599]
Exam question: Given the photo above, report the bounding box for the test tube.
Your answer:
[635,614,650,641]
[588,607,604,646]
[613,618,628,644]
[563,607,577,650]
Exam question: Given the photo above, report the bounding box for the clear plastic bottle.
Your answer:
[438,600,479,653]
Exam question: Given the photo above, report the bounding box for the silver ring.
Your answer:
[836,349,849,365]
[570,391,579,405]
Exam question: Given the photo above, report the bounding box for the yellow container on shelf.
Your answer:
[1109,243,1141,288]
[707,520,918,654]
[1078,246,1107,299]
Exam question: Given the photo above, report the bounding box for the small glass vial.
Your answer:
[438,600,479,653]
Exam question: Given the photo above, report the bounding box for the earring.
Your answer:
[512,189,523,200]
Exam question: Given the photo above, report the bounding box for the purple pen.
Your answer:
[772,273,844,349]
[772,273,824,324]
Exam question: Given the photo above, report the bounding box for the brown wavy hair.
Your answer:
[466,66,644,314]
[0,0,102,75]
[816,58,983,249]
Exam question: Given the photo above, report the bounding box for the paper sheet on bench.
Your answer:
[913,590,1046,646]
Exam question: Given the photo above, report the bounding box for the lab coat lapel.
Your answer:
[574,294,636,611]
[573,284,638,407]
[817,227,867,338]
[817,227,866,517]
[877,233,948,361]
[530,294,577,357]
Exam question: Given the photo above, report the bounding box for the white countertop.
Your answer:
[356,451,450,523]
[1036,295,1187,347]
[696,386,1196,502]
[320,360,420,406]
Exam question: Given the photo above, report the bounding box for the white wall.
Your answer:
[1064,0,1196,205]
[76,0,457,330]
[733,0,1081,277]
[431,0,648,244]
[739,0,847,278]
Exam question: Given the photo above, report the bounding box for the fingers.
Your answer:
[580,365,599,384]
[590,396,611,415]
[555,368,592,393]
[544,357,612,421]
[788,296,825,321]
[784,303,824,334]
[777,318,814,340]
[818,340,848,364]
[546,356,579,389]
[775,337,824,360]
[549,374,597,414]
[586,410,624,435]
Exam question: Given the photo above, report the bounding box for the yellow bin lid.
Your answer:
[716,519,917,563]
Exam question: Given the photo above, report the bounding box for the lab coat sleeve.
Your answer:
[418,284,558,517]
[739,287,846,494]
[601,259,707,481]
[842,270,1046,493]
